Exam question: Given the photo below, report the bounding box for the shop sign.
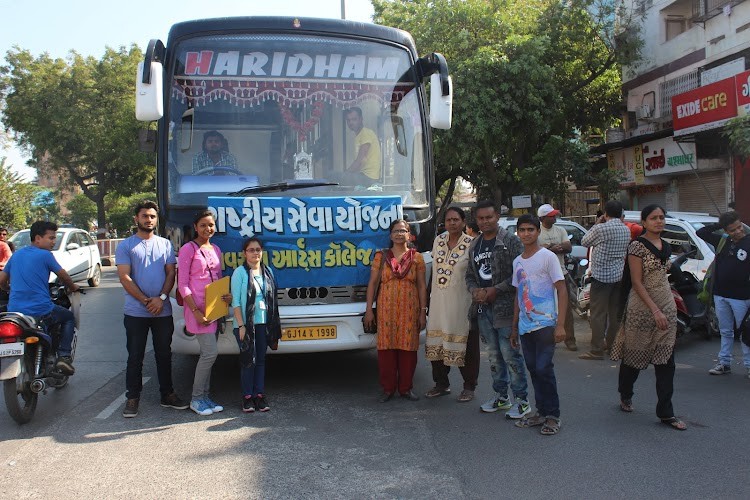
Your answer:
[608,147,636,187]
[633,145,645,185]
[642,138,696,176]
[511,195,532,209]
[736,70,750,117]
[672,77,738,136]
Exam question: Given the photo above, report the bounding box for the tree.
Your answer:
[372,0,642,206]
[724,115,750,163]
[0,157,38,229]
[65,194,97,230]
[106,191,156,235]
[0,46,154,230]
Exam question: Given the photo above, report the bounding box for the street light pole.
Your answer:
[341,0,346,19]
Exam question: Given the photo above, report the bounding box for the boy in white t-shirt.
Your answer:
[511,214,568,436]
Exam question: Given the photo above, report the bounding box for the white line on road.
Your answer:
[95,377,151,419]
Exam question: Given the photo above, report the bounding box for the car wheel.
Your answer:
[88,264,101,287]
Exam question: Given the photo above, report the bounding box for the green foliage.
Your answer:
[520,136,590,202]
[596,167,624,202]
[106,191,156,235]
[65,194,97,230]
[723,115,750,162]
[0,46,155,228]
[372,0,642,205]
[0,157,38,229]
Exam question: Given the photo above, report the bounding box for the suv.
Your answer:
[622,211,750,281]
[8,228,102,287]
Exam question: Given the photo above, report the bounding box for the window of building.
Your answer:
[665,17,689,41]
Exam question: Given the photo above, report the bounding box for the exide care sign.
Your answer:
[672,77,738,136]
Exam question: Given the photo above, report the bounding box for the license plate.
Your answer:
[0,342,24,357]
[281,326,337,341]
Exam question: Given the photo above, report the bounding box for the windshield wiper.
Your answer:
[229,180,339,196]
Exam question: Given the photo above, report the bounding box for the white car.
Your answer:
[8,227,102,287]
[622,211,750,281]
[498,217,589,245]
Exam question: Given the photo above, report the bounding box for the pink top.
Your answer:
[178,241,222,334]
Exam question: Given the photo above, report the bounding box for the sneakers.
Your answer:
[123,398,139,418]
[190,398,214,416]
[204,396,223,413]
[55,356,75,376]
[242,397,256,413]
[708,363,731,375]
[505,399,532,419]
[480,394,512,413]
[160,392,189,410]
[255,394,270,412]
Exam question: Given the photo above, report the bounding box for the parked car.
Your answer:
[622,211,750,282]
[8,228,102,287]
[498,217,588,245]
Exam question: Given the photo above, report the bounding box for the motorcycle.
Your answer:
[0,285,81,424]
[565,246,591,318]
[669,249,718,340]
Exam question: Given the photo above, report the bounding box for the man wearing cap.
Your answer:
[537,204,576,351]
[579,200,630,360]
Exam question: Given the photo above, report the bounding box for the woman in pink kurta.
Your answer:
[178,210,230,416]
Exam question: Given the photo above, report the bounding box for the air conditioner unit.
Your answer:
[635,104,653,121]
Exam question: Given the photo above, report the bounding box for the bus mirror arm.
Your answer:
[417,53,450,97]
[142,39,165,84]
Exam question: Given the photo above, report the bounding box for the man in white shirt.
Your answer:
[537,204,576,351]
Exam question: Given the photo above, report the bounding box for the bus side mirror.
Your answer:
[135,61,164,121]
[429,72,452,130]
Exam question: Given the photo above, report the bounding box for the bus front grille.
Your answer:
[277,286,367,306]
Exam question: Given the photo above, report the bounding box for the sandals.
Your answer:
[424,387,451,398]
[578,351,604,360]
[457,390,474,402]
[620,399,633,412]
[540,417,561,436]
[515,414,545,428]
[661,417,687,431]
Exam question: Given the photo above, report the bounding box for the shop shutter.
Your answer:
[637,191,667,209]
[677,170,727,215]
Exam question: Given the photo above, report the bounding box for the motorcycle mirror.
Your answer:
[580,259,588,267]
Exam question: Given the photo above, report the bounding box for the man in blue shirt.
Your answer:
[0,221,80,375]
[116,200,187,418]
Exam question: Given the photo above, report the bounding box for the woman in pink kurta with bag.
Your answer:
[178,210,231,416]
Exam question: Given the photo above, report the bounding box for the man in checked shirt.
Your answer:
[579,200,630,360]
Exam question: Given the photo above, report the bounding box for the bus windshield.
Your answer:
[166,33,428,208]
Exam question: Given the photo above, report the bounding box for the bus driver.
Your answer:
[192,130,238,174]
[344,107,381,185]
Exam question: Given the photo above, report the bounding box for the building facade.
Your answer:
[596,0,750,220]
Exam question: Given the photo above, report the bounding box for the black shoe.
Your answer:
[242,397,255,413]
[379,392,394,403]
[123,398,139,418]
[255,394,270,412]
[160,392,189,410]
[55,356,75,375]
[400,390,420,401]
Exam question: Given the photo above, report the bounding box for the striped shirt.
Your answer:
[581,219,630,283]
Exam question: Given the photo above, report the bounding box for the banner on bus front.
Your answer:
[208,195,403,288]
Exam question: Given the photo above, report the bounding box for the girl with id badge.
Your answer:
[231,237,282,413]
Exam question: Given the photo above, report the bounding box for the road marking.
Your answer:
[95,377,150,420]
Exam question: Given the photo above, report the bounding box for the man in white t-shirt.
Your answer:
[537,204,575,350]
[511,214,568,436]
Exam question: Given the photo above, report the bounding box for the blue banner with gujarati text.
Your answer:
[208,195,403,288]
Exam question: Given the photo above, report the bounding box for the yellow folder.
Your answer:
[204,276,230,321]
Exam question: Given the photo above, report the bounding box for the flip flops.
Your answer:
[620,399,634,412]
[661,417,687,431]
[540,417,561,436]
[457,390,474,402]
[424,387,451,398]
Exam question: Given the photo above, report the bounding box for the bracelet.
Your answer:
[238,324,245,328]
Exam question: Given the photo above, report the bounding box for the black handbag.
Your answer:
[362,250,386,334]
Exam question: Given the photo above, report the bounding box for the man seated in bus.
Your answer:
[343,107,381,185]
[192,130,238,174]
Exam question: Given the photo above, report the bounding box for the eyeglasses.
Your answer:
[245,248,263,253]
[391,229,409,234]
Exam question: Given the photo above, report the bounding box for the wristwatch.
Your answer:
[159,293,168,301]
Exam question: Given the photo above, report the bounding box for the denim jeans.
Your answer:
[233,324,267,397]
[42,304,76,357]
[714,295,750,368]
[124,315,175,400]
[477,309,528,400]
[520,327,560,418]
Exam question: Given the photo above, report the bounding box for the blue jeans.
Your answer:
[42,305,76,357]
[520,327,560,418]
[477,310,528,400]
[714,295,750,368]
[233,324,267,397]
[124,315,175,400]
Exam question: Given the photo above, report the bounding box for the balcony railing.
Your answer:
[692,0,745,22]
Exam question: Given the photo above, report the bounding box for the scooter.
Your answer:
[0,285,81,424]
[669,249,718,340]
[565,246,591,318]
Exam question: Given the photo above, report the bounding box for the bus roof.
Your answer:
[167,17,417,52]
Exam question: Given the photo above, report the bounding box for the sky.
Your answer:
[0,0,376,181]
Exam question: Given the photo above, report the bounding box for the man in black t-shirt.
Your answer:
[696,211,750,378]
